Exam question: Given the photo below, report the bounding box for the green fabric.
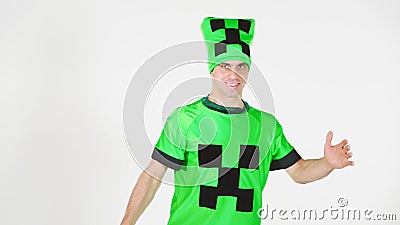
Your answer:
[154,98,295,225]
[201,17,255,73]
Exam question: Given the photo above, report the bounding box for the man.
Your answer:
[120,17,354,225]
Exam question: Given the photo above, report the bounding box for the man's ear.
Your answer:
[210,68,215,77]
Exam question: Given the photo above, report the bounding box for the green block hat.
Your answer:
[201,17,255,73]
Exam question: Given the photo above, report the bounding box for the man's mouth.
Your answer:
[225,82,240,90]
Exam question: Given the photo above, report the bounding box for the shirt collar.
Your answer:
[201,96,249,114]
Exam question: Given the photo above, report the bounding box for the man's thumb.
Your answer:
[325,131,333,147]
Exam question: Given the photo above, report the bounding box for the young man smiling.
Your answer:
[120,17,354,225]
[209,60,249,107]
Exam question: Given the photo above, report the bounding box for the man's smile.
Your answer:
[225,82,240,90]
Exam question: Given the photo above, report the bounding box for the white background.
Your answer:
[1,0,399,224]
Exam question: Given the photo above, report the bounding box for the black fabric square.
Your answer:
[238,19,251,33]
[215,42,227,56]
[239,145,259,169]
[198,144,222,168]
[199,185,218,209]
[218,168,239,196]
[241,43,250,57]
[236,189,254,212]
[224,28,241,44]
[210,19,225,32]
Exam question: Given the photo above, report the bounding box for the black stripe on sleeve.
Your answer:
[151,147,184,170]
[270,149,301,171]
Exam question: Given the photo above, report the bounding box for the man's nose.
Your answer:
[226,68,241,79]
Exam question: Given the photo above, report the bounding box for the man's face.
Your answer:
[211,60,249,98]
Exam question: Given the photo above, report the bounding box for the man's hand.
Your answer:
[324,131,355,169]
[286,131,355,184]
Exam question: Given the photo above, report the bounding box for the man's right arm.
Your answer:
[120,159,168,225]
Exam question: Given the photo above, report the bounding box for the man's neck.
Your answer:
[208,93,244,108]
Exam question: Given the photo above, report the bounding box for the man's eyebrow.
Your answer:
[238,63,247,67]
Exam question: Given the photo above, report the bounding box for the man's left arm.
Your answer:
[286,131,354,184]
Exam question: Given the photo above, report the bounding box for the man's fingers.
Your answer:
[346,152,353,159]
[347,160,355,166]
[343,144,351,152]
[325,131,333,147]
[337,139,348,148]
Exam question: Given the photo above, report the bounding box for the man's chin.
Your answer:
[223,89,243,98]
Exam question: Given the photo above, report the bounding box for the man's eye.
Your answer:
[221,64,229,69]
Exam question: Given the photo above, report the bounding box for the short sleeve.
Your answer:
[151,108,187,170]
[270,119,301,171]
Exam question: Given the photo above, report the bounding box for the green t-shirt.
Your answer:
[152,96,301,225]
